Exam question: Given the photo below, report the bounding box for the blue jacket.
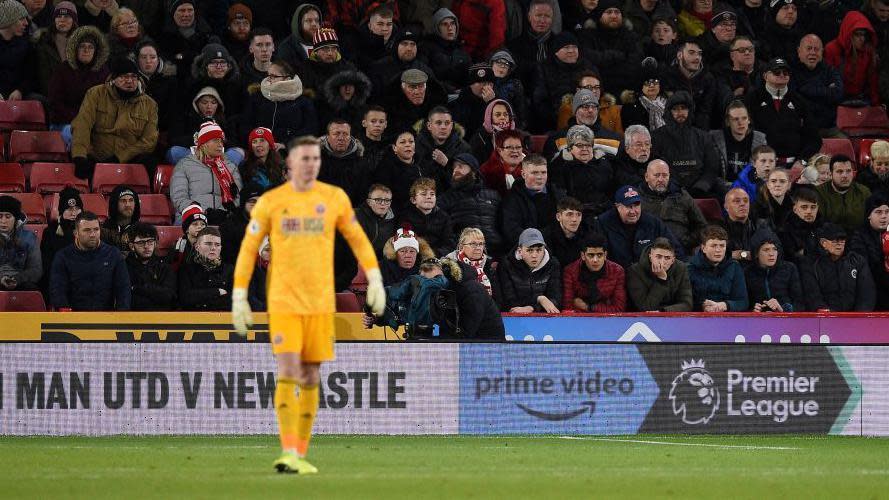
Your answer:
[687,250,749,311]
[596,208,685,269]
[0,224,42,288]
[731,163,761,203]
[384,274,449,330]
[50,242,131,311]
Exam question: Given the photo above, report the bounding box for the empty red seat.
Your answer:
[139,194,173,225]
[28,162,89,194]
[153,164,174,194]
[336,291,362,312]
[0,163,25,192]
[0,291,46,312]
[0,100,46,132]
[820,138,856,162]
[24,223,46,245]
[8,130,67,163]
[155,225,182,256]
[46,192,106,223]
[6,193,46,223]
[92,163,150,195]
[695,198,723,223]
[837,106,889,137]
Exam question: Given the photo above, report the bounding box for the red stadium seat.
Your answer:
[92,163,150,195]
[695,198,723,223]
[46,192,107,223]
[28,162,89,194]
[153,164,174,194]
[820,138,856,162]
[856,138,882,170]
[0,163,25,192]
[530,135,547,154]
[7,193,46,223]
[24,223,46,245]
[8,130,67,163]
[139,194,173,225]
[336,292,362,312]
[0,100,46,132]
[0,291,46,312]
[837,106,889,137]
[155,225,182,256]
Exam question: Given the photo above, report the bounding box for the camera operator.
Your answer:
[363,257,448,338]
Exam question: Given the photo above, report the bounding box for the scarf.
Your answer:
[531,30,552,62]
[195,252,221,270]
[579,263,604,305]
[458,250,492,296]
[689,9,713,30]
[261,77,303,102]
[639,96,667,130]
[203,155,237,207]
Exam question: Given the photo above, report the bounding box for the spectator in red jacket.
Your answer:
[825,11,881,105]
[562,232,627,312]
[451,0,506,61]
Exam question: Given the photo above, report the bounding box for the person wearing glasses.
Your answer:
[695,4,738,69]
[745,57,822,172]
[186,42,245,116]
[550,125,615,217]
[70,56,159,179]
[713,36,763,98]
[125,223,176,311]
[356,184,397,261]
[108,8,149,60]
[620,59,667,132]
[241,59,319,147]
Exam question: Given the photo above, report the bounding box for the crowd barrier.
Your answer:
[1,342,887,436]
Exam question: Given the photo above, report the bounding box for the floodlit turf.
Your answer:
[1,435,888,499]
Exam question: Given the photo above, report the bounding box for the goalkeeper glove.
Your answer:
[365,268,386,317]
[231,288,253,336]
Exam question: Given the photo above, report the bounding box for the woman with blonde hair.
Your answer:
[107,7,148,60]
[857,140,889,193]
[796,153,831,185]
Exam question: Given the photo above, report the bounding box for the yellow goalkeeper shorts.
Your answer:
[268,312,335,361]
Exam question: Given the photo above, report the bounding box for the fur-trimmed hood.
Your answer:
[383,236,435,261]
[66,25,109,71]
[412,118,467,140]
[440,257,464,282]
[322,70,372,110]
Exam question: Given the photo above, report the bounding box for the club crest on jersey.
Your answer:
[249,220,261,234]
[316,203,326,214]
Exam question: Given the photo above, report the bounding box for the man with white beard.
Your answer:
[638,159,708,254]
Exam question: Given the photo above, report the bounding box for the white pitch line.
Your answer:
[558,436,799,450]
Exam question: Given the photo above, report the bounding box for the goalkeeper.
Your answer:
[231,136,386,475]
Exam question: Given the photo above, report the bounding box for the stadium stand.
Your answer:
[46,192,107,223]
[0,162,25,192]
[8,131,67,164]
[694,198,723,223]
[8,193,47,223]
[820,138,856,161]
[837,106,889,138]
[155,226,184,257]
[0,100,46,132]
[138,194,174,225]
[92,163,151,195]
[153,164,174,194]
[335,292,362,313]
[0,291,46,312]
[28,163,89,194]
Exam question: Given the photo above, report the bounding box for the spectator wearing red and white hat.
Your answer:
[170,121,243,224]
[170,202,207,271]
[240,127,285,189]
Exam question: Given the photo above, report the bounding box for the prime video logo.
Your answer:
[474,370,635,421]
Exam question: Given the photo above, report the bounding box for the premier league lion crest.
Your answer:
[669,359,720,425]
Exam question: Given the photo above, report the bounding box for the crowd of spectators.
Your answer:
[2,0,889,335]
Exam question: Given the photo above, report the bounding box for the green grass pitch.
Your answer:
[2,435,888,499]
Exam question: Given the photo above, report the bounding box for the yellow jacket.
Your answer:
[71,82,158,162]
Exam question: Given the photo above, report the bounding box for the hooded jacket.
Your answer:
[47,25,111,124]
[470,99,517,161]
[319,70,373,132]
[497,246,562,311]
[125,252,176,311]
[168,86,234,148]
[277,4,321,69]
[380,236,435,286]
[241,77,319,146]
[101,185,141,249]
[0,224,41,289]
[158,7,212,81]
[169,153,243,215]
[651,91,721,197]
[70,81,159,163]
[687,249,749,311]
[438,169,504,256]
[49,241,131,311]
[186,44,245,116]
[595,206,685,269]
[440,257,505,339]
[659,60,720,130]
[626,243,693,311]
[825,11,881,104]
[562,258,626,312]
[639,180,708,252]
[800,244,875,311]
[421,9,472,91]
[744,228,805,311]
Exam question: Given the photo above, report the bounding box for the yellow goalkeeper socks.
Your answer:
[275,378,300,454]
[294,384,320,457]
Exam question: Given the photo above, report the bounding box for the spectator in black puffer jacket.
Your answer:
[577,0,644,96]
[847,193,889,310]
[177,227,234,311]
[800,222,876,312]
[651,91,722,198]
[778,187,825,265]
[356,184,397,262]
[501,155,563,248]
[374,130,444,213]
[531,31,596,133]
[125,223,176,311]
[398,178,455,258]
[497,228,562,313]
[440,257,505,339]
[438,153,504,257]
[745,227,805,312]
[542,197,594,271]
[549,125,614,218]
[421,8,471,93]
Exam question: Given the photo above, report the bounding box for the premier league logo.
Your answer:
[669,359,719,425]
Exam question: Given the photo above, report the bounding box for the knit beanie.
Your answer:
[392,226,419,252]
[0,195,22,220]
[312,27,339,49]
[551,31,579,54]
[181,203,207,232]
[201,42,230,62]
[53,1,78,25]
[248,127,275,148]
[195,121,225,147]
[58,187,84,217]
[865,192,889,219]
[769,0,795,19]
[0,0,28,29]
[110,56,139,78]
[170,0,195,16]
[489,49,516,67]
[227,3,252,25]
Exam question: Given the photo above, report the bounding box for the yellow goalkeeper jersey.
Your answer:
[233,181,379,314]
